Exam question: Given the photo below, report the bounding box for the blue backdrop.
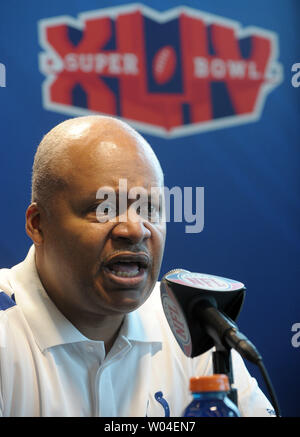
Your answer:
[0,0,299,417]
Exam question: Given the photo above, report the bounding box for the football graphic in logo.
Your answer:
[152,46,177,85]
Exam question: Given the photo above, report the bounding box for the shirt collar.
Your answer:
[10,246,162,352]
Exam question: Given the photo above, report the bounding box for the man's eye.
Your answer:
[87,202,112,212]
[87,204,98,212]
[149,204,161,221]
[102,205,112,214]
[147,204,155,215]
[95,202,117,222]
[136,203,161,221]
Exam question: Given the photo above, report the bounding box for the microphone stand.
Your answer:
[193,299,239,405]
[212,343,238,406]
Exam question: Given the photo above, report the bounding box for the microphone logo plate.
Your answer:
[165,272,244,292]
[161,282,192,357]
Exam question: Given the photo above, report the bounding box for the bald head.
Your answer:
[31,116,163,212]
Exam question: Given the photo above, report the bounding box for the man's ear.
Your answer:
[25,203,44,246]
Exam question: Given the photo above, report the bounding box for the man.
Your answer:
[0,116,274,416]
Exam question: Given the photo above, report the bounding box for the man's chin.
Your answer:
[93,269,156,314]
[91,284,150,315]
[106,290,150,314]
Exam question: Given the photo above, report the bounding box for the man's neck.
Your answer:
[69,313,125,354]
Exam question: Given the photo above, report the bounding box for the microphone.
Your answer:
[160,269,261,364]
[160,269,281,417]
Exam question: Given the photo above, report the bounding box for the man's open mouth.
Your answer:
[107,262,141,278]
[103,252,150,281]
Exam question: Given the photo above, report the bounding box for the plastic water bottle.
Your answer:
[182,374,241,417]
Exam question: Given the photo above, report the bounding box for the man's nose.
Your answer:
[111,211,151,244]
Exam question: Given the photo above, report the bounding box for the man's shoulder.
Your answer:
[0,266,14,298]
[0,290,16,311]
[0,263,27,338]
[0,267,19,323]
[0,289,22,352]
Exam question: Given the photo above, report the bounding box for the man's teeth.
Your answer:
[110,269,140,277]
[107,261,143,277]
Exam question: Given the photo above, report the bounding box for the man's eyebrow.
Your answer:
[83,187,163,201]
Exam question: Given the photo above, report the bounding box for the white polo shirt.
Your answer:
[0,246,274,417]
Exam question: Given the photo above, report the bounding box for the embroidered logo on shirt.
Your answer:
[154,391,170,417]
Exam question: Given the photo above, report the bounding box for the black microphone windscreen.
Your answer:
[160,270,246,357]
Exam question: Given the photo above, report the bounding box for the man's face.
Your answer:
[39,126,166,318]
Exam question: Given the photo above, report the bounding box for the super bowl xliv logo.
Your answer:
[38,4,282,138]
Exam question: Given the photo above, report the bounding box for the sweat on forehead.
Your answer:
[31,116,163,207]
